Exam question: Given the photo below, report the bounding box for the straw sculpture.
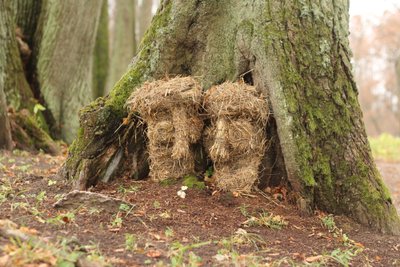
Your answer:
[126,77,203,181]
[203,82,269,192]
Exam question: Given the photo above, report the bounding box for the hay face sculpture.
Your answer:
[204,82,269,192]
[127,77,203,181]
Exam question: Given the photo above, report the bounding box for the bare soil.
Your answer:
[0,150,399,266]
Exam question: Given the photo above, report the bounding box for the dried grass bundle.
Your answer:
[127,77,203,181]
[204,82,269,192]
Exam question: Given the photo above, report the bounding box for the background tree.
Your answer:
[93,0,110,99]
[64,0,400,234]
[106,0,137,92]
[0,0,105,146]
[137,0,153,42]
[34,0,104,142]
[0,0,13,149]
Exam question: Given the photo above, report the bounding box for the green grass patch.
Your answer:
[369,133,400,161]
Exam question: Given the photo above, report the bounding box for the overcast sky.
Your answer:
[350,0,398,18]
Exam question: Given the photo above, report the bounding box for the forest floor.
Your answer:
[0,149,399,267]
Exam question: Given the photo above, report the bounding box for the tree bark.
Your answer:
[64,0,400,234]
[106,0,137,93]
[0,0,35,111]
[0,88,12,150]
[34,0,103,143]
[0,1,17,150]
[92,0,109,99]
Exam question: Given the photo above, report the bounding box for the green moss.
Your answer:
[106,61,147,116]
[105,1,173,117]
[159,178,179,186]
[14,111,59,154]
[261,2,400,232]
[182,175,206,189]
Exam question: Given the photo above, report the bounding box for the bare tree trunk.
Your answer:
[93,0,110,98]
[137,0,153,43]
[106,0,136,93]
[64,0,400,234]
[34,0,103,143]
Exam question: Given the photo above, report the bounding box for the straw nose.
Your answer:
[171,107,190,160]
[209,118,229,161]
[171,139,190,160]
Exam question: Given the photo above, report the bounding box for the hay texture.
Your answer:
[126,77,203,181]
[204,82,269,192]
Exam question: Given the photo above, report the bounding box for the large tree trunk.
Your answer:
[34,0,103,143]
[106,0,137,93]
[64,0,400,234]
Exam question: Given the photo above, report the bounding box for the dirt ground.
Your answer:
[0,150,399,266]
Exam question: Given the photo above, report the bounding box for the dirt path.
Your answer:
[0,151,399,266]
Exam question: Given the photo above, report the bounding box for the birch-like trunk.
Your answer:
[106,0,136,93]
[137,0,153,42]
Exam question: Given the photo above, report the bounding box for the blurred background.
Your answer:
[349,0,400,161]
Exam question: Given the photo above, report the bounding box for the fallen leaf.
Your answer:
[213,254,229,261]
[20,226,38,235]
[354,242,365,248]
[146,250,162,258]
[122,117,130,125]
[0,255,10,266]
[305,255,323,263]
[149,233,162,240]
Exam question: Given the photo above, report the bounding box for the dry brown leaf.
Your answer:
[19,227,38,235]
[146,250,162,258]
[0,255,10,267]
[305,255,323,263]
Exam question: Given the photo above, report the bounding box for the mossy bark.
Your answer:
[64,0,400,234]
[0,0,35,110]
[106,0,137,93]
[0,1,14,150]
[0,87,12,150]
[9,109,59,155]
[1,0,103,150]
